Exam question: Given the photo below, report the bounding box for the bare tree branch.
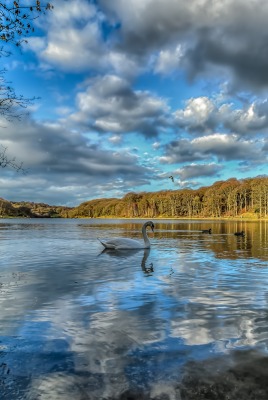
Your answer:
[0,1,53,121]
[0,69,38,121]
[0,144,27,173]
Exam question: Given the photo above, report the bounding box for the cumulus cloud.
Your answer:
[0,118,155,204]
[70,74,169,137]
[26,0,143,77]
[25,0,268,92]
[172,97,268,136]
[220,101,268,134]
[99,0,197,54]
[159,134,266,164]
[154,45,184,74]
[28,0,107,72]
[175,163,222,180]
[98,0,268,89]
[174,97,217,133]
[158,162,222,187]
[22,0,268,92]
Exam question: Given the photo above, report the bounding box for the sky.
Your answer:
[1,0,268,206]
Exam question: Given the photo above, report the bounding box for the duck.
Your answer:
[234,231,245,236]
[98,221,155,249]
[201,228,212,234]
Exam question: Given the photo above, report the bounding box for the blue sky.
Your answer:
[1,0,268,206]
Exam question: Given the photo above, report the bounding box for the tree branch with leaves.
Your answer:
[0,0,53,52]
[0,1,53,171]
[0,1,54,121]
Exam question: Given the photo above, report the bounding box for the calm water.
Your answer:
[1,218,268,399]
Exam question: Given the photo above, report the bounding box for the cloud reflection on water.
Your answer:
[1,219,268,399]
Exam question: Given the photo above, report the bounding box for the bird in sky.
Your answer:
[169,175,174,183]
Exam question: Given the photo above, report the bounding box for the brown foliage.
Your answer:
[70,176,268,219]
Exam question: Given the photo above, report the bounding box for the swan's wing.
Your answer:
[98,237,143,249]
[97,238,118,249]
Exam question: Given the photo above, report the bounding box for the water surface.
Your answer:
[0,218,268,399]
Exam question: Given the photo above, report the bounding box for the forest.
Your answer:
[1,175,268,219]
[68,176,268,219]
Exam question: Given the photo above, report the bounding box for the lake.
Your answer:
[0,218,268,399]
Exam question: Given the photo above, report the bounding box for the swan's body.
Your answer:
[234,231,244,236]
[98,221,154,249]
[202,228,211,234]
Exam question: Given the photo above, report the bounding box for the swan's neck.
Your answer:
[142,224,151,248]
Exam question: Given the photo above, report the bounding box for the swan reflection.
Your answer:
[99,247,154,275]
[141,248,154,275]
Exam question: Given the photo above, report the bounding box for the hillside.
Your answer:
[0,198,71,218]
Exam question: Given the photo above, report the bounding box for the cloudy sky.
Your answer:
[1,0,268,206]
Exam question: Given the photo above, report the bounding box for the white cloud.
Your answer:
[99,0,268,88]
[108,51,142,78]
[108,135,122,144]
[41,22,103,72]
[159,133,266,164]
[25,0,268,88]
[0,118,155,204]
[172,96,268,136]
[219,102,268,134]
[26,0,142,77]
[154,45,184,74]
[70,74,169,137]
[174,162,222,180]
[27,0,106,72]
[174,97,216,131]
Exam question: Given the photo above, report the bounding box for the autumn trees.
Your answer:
[1,175,267,218]
[69,176,268,219]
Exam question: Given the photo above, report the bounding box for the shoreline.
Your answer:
[1,215,268,221]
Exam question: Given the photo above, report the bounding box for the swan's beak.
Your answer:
[151,224,154,232]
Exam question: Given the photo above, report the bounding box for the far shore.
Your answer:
[81,216,268,221]
[1,215,268,222]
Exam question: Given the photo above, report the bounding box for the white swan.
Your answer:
[98,221,154,249]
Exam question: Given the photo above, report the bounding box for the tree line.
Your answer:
[68,176,268,219]
[0,197,70,218]
[1,175,268,219]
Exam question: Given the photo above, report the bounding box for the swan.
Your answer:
[234,231,245,236]
[98,221,154,249]
[202,228,211,234]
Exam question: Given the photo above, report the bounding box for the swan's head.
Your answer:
[146,221,154,232]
